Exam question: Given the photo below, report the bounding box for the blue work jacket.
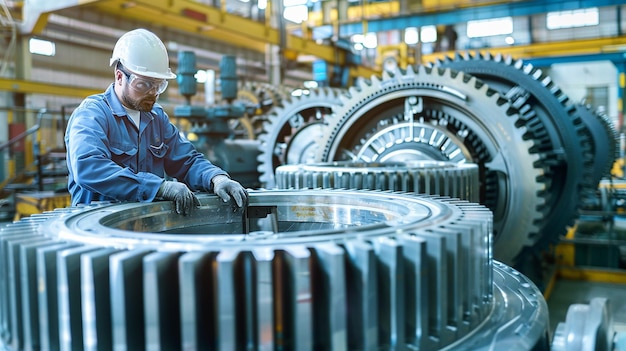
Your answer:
[65,84,228,206]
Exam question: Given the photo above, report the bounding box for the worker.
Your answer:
[65,28,248,215]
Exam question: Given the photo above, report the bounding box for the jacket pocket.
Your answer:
[110,144,138,167]
[148,142,169,158]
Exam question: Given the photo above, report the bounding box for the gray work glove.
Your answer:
[156,180,200,215]
[212,175,248,207]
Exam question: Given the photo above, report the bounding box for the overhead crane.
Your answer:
[0,78,100,98]
[421,35,626,65]
[3,0,626,94]
[15,0,377,88]
[319,0,626,37]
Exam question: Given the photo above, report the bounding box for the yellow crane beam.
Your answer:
[305,0,510,27]
[420,35,626,64]
[0,78,100,98]
[21,0,379,79]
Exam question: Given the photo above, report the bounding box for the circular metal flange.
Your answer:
[275,160,480,203]
[316,64,544,264]
[441,261,551,351]
[0,190,547,350]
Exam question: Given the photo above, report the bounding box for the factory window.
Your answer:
[586,86,609,110]
[29,38,56,56]
[421,26,437,43]
[405,26,437,45]
[466,17,513,38]
[283,4,308,23]
[405,28,418,45]
[546,8,599,29]
[352,32,378,49]
[284,0,307,5]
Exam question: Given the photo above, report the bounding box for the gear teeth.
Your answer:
[416,64,430,76]
[0,190,551,350]
[345,83,361,97]
[381,69,393,81]
[575,103,620,185]
[337,93,352,107]
[430,50,595,262]
[316,59,546,264]
[499,54,510,65]
[405,64,417,76]
[370,74,383,86]
[275,161,481,203]
[255,88,344,189]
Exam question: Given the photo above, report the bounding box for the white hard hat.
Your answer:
[109,28,177,80]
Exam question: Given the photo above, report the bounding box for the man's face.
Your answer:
[121,79,159,112]
[117,68,168,112]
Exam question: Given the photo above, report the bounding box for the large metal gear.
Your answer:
[0,190,550,350]
[234,81,289,139]
[316,65,545,264]
[238,81,287,115]
[275,161,480,203]
[575,102,619,186]
[432,52,595,257]
[257,87,344,189]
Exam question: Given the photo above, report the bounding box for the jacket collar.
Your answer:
[103,83,127,117]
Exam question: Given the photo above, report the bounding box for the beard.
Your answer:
[121,85,158,112]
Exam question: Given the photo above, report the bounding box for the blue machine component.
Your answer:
[173,51,261,188]
[174,52,247,138]
[219,55,237,101]
[177,51,197,98]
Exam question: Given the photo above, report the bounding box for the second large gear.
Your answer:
[257,87,344,189]
[316,65,546,264]
[432,52,596,257]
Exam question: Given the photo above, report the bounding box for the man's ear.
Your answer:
[115,70,124,86]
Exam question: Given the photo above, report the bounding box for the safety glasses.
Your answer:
[119,67,168,95]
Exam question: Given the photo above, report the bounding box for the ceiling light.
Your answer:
[29,38,55,56]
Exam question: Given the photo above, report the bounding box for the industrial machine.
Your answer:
[173,51,263,189]
[0,188,553,350]
[0,51,621,350]
[256,53,618,273]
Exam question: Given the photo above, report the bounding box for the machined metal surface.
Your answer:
[433,53,596,258]
[551,297,613,351]
[0,190,549,350]
[315,65,544,264]
[257,87,344,189]
[575,103,619,186]
[233,81,289,139]
[275,160,480,203]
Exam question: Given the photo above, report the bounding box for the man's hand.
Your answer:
[212,175,248,207]
[157,181,200,215]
